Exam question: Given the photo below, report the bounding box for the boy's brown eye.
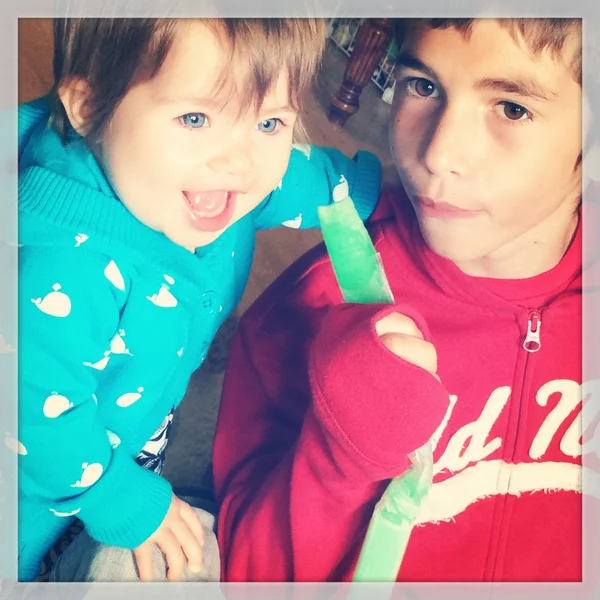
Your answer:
[415,79,436,97]
[502,102,528,120]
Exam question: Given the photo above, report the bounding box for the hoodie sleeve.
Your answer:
[18,245,172,553]
[212,247,449,582]
[252,145,382,230]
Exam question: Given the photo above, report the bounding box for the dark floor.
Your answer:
[17,18,397,493]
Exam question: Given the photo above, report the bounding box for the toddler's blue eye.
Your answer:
[179,113,208,129]
[258,118,281,133]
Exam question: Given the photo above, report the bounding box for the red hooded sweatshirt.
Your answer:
[213,185,599,583]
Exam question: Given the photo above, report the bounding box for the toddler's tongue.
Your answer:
[183,190,229,217]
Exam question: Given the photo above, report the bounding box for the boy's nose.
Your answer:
[207,139,254,176]
[422,104,475,179]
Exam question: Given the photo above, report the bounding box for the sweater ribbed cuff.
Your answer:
[78,447,173,549]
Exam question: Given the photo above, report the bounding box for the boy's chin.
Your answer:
[421,231,486,264]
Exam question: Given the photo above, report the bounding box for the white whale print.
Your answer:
[282,213,303,229]
[43,392,74,418]
[83,351,111,370]
[70,462,103,488]
[31,283,71,317]
[116,386,145,408]
[332,175,349,203]
[147,276,178,307]
[147,286,177,307]
[74,233,89,247]
[109,329,132,355]
[104,260,125,291]
[106,429,121,448]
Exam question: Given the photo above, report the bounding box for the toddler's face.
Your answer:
[100,20,298,250]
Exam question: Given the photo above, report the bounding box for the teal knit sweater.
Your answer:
[16,96,381,580]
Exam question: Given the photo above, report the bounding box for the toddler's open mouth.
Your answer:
[182,190,236,232]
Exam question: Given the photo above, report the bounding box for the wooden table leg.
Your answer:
[328,18,393,127]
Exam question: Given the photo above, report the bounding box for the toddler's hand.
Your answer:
[133,494,205,582]
[375,311,440,383]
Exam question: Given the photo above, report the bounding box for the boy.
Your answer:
[15,18,381,582]
[213,17,599,581]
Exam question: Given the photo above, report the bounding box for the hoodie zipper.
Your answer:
[488,307,543,580]
[523,309,542,353]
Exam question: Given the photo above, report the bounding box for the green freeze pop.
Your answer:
[317,197,433,583]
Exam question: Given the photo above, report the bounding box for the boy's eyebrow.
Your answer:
[475,77,556,101]
[396,51,555,102]
[396,52,438,80]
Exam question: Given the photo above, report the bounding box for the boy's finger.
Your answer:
[158,528,186,582]
[375,312,424,339]
[380,333,438,376]
[133,544,154,582]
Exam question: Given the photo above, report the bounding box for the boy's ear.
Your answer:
[58,77,92,136]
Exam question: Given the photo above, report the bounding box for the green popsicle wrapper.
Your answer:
[317,196,433,583]
[317,198,394,305]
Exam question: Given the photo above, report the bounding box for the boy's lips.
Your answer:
[182,190,237,232]
[416,196,482,219]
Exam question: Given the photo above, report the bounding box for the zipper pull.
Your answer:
[523,309,542,353]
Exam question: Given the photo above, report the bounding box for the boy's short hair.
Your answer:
[51,18,326,145]
[394,18,582,83]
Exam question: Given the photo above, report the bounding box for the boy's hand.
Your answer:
[133,494,205,582]
[311,303,449,469]
[375,311,441,383]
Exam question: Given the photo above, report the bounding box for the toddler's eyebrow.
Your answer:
[172,95,220,107]
[260,104,297,114]
[397,51,555,102]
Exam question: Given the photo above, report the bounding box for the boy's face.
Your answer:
[99,21,298,250]
[390,20,583,277]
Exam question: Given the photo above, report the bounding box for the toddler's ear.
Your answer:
[57,77,92,136]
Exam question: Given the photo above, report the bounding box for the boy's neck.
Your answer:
[453,206,580,280]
